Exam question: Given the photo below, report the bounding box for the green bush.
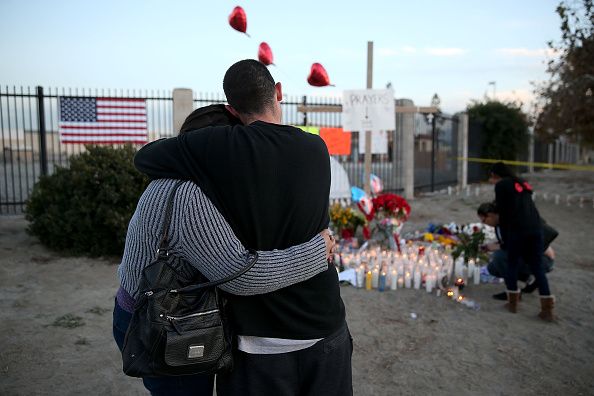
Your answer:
[467,100,529,161]
[25,145,148,256]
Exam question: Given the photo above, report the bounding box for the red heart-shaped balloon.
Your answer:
[258,42,274,65]
[307,63,332,87]
[228,6,249,36]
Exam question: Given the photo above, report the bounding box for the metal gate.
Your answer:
[414,113,459,191]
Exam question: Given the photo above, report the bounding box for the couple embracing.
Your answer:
[114,59,353,395]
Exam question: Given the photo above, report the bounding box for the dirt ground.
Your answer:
[0,170,593,396]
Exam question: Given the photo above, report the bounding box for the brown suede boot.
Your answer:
[505,290,521,313]
[538,295,556,322]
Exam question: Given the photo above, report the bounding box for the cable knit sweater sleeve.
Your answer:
[175,181,329,295]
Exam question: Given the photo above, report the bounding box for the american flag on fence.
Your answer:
[59,97,148,144]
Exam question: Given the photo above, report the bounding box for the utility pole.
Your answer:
[364,41,373,195]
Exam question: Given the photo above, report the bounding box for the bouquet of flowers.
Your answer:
[329,203,366,239]
[358,193,411,250]
[451,224,489,263]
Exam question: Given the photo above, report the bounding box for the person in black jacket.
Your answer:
[477,202,557,300]
[134,60,351,395]
[489,162,555,321]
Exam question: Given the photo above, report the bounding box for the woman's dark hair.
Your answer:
[477,202,497,217]
[489,162,517,179]
[179,104,241,134]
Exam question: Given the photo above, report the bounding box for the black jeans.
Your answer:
[216,322,353,396]
[112,298,214,396]
[504,231,551,296]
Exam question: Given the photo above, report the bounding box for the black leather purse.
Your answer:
[121,181,257,377]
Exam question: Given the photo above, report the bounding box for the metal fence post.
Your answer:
[302,95,308,126]
[36,86,48,176]
[430,114,436,192]
[528,127,535,172]
[457,113,468,188]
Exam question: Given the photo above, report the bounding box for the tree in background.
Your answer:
[467,100,530,161]
[534,0,594,148]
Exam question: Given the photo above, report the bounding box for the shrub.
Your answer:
[467,100,529,161]
[25,145,148,256]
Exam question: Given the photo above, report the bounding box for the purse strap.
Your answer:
[156,180,186,255]
[172,249,258,294]
[154,180,260,294]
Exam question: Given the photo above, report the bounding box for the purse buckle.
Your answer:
[156,248,169,257]
[188,345,204,359]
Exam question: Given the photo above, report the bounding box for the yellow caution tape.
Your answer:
[457,157,594,172]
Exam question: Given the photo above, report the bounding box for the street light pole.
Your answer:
[488,81,496,100]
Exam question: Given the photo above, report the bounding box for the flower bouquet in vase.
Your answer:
[358,193,411,252]
[329,203,366,249]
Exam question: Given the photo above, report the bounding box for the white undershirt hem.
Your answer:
[237,335,323,354]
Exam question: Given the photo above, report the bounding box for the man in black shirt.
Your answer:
[134,59,351,395]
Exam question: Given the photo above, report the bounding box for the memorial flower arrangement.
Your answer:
[450,225,489,263]
[423,223,457,246]
[358,193,411,250]
[329,203,366,239]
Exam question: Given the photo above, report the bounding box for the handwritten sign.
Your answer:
[342,89,395,132]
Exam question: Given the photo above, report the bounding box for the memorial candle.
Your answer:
[425,274,434,293]
[405,272,412,288]
[390,269,398,290]
[473,264,480,285]
[378,272,386,292]
[468,259,475,281]
[356,265,365,288]
[413,269,422,289]
[397,276,404,289]
[372,267,379,289]
[365,271,372,290]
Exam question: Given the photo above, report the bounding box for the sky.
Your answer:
[0,0,562,114]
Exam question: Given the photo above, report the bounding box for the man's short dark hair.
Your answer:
[477,202,497,217]
[223,59,276,115]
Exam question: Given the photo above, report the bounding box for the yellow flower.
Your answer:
[424,233,434,242]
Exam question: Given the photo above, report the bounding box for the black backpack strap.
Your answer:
[156,180,186,254]
[173,249,259,294]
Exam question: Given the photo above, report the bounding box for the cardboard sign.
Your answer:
[342,89,395,132]
[320,127,351,155]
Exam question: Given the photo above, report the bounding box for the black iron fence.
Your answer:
[0,86,173,213]
[1,85,458,214]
